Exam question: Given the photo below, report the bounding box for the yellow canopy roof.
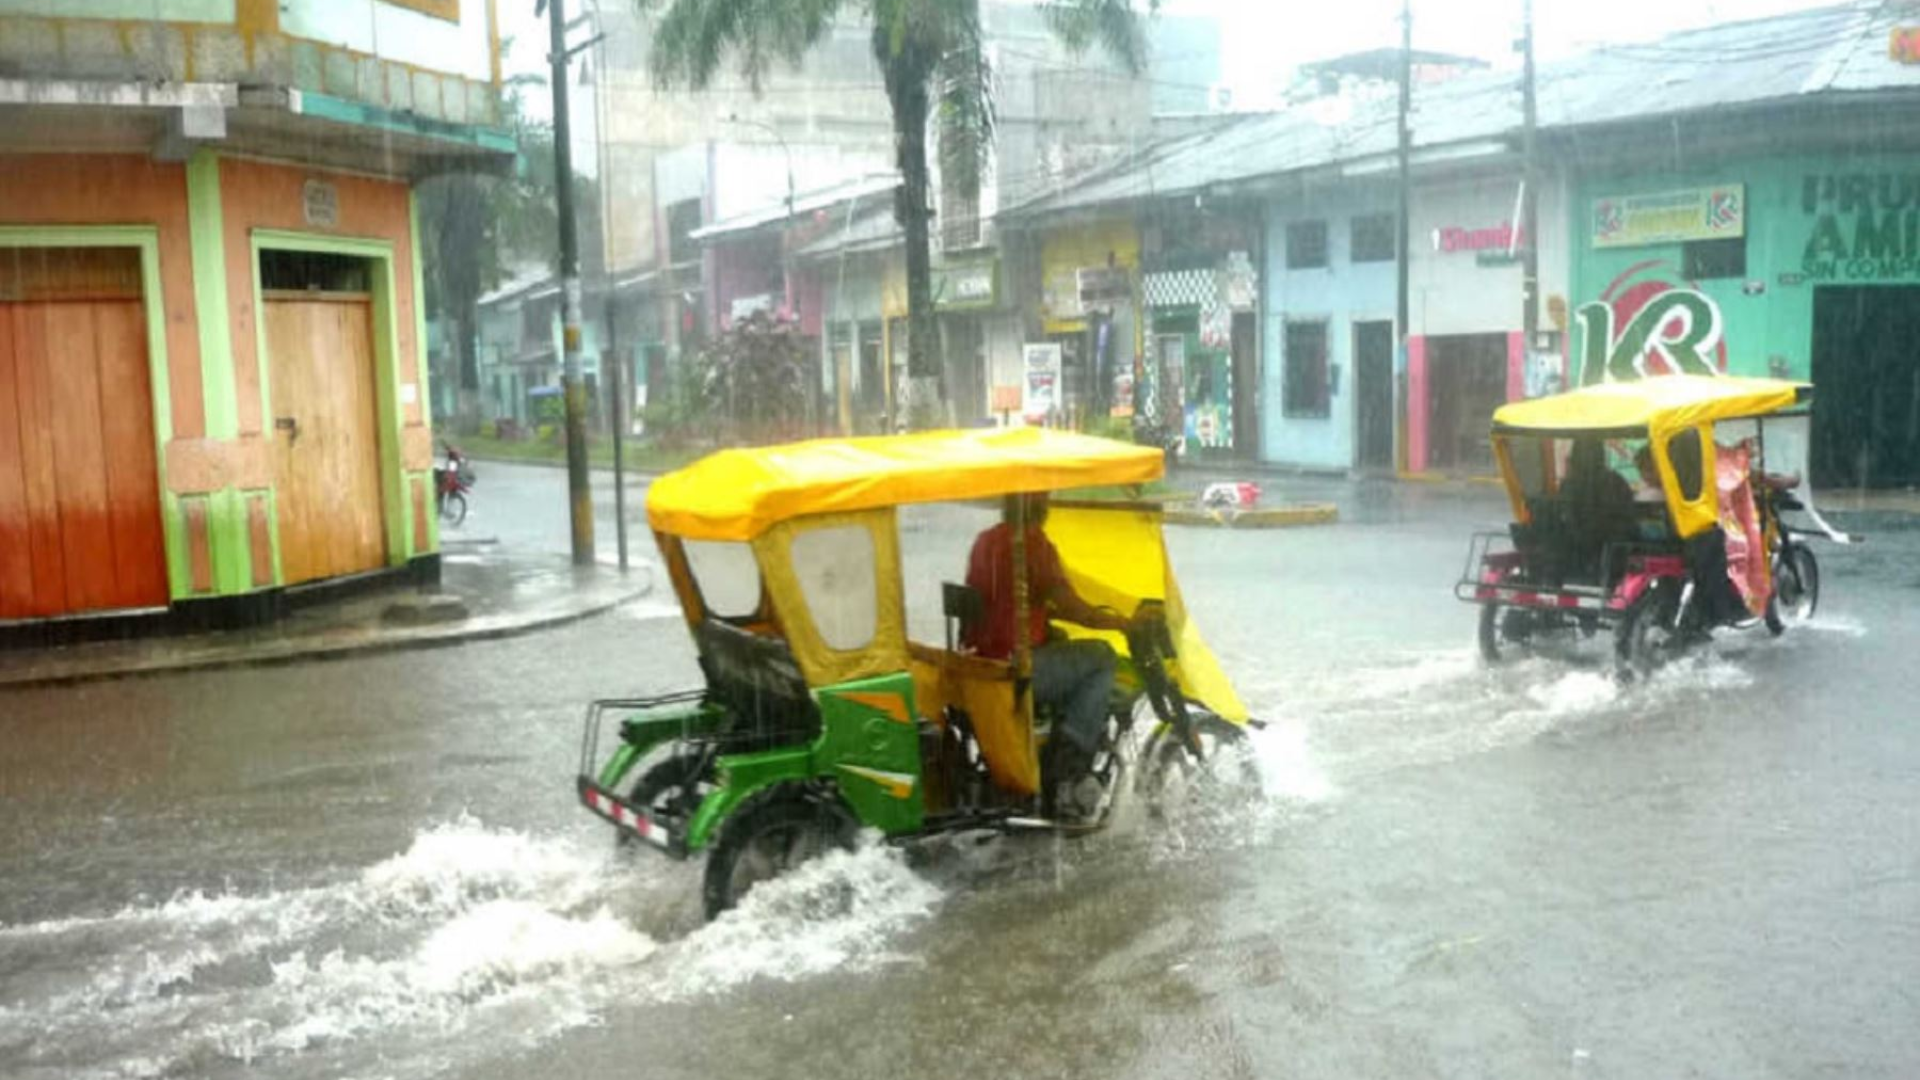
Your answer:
[1493,374,1810,436]
[648,427,1165,540]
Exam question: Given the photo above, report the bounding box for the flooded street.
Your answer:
[3,475,1917,1080]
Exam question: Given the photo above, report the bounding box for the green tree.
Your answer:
[646,0,1156,425]
[417,73,602,426]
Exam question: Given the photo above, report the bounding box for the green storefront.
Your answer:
[1573,153,1920,488]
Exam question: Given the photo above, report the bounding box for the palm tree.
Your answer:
[647,0,1156,426]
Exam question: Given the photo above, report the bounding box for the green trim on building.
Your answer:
[0,224,188,602]
[185,151,238,441]
[293,90,517,156]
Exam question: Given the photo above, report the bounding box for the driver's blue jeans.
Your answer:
[1032,639,1117,755]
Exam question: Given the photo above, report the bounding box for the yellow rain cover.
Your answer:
[648,428,1164,541]
[1044,505,1250,724]
[1492,375,1806,442]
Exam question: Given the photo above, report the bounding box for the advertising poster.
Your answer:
[1022,343,1063,423]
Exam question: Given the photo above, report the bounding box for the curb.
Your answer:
[0,571,654,691]
[459,453,666,481]
[1163,502,1339,528]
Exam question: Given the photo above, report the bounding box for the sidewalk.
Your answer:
[0,542,654,689]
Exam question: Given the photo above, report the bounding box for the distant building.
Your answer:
[0,0,511,632]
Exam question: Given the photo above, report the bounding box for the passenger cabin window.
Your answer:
[1286,220,1329,269]
[683,540,763,620]
[1666,428,1707,503]
[1505,435,1550,498]
[790,525,878,651]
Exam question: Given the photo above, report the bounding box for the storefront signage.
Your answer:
[302,180,338,228]
[1021,343,1063,422]
[1075,265,1132,306]
[932,260,997,310]
[729,293,773,320]
[1222,250,1257,310]
[1591,185,1744,248]
[1799,172,1920,281]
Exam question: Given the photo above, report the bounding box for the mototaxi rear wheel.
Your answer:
[1615,581,1683,683]
[701,784,855,921]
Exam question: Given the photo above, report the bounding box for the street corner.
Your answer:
[1163,502,1339,529]
[0,553,657,690]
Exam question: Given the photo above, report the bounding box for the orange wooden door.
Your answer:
[0,285,169,619]
[264,293,386,585]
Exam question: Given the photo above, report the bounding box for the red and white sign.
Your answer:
[1434,221,1527,254]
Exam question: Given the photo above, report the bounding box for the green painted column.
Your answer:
[184,149,258,595]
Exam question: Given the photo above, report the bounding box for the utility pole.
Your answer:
[1520,0,1539,351]
[545,0,594,566]
[1396,0,1413,469]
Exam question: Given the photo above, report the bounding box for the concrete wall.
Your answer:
[280,0,492,83]
[0,0,230,19]
[0,1,499,127]
[1261,179,1397,469]
[1408,171,1572,338]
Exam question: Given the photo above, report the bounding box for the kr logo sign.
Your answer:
[1575,260,1727,385]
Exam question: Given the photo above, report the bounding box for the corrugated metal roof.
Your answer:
[1010,0,1919,219]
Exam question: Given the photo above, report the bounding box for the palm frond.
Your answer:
[1038,0,1157,74]
[935,42,994,201]
[646,0,847,91]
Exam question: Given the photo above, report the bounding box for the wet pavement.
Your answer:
[1,472,1916,1080]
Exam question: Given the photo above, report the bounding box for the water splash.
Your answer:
[0,818,943,1080]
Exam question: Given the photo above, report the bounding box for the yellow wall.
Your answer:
[1040,218,1140,335]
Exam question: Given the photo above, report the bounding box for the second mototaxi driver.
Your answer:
[964,493,1132,817]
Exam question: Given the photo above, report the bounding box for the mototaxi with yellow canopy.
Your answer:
[1455,374,1836,678]
[577,427,1260,919]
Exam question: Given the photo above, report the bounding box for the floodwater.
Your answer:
[3,475,1917,1080]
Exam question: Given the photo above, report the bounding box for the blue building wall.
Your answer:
[1261,180,1397,468]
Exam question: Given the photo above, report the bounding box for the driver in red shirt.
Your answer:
[963,493,1132,813]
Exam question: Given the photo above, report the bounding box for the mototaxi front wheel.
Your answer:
[701,785,855,921]
[1764,545,1820,636]
[1135,713,1261,815]
[440,489,467,527]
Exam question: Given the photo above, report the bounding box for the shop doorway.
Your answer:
[1812,285,1920,489]
[1230,311,1258,458]
[1354,319,1395,470]
[942,318,987,425]
[0,245,168,618]
[1425,332,1508,473]
[260,249,387,585]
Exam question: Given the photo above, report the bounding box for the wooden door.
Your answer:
[265,293,386,585]
[1354,320,1395,470]
[0,248,168,619]
[1230,311,1259,458]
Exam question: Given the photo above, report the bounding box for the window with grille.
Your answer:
[1286,220,1329,269]
[1350,214,1396,263]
